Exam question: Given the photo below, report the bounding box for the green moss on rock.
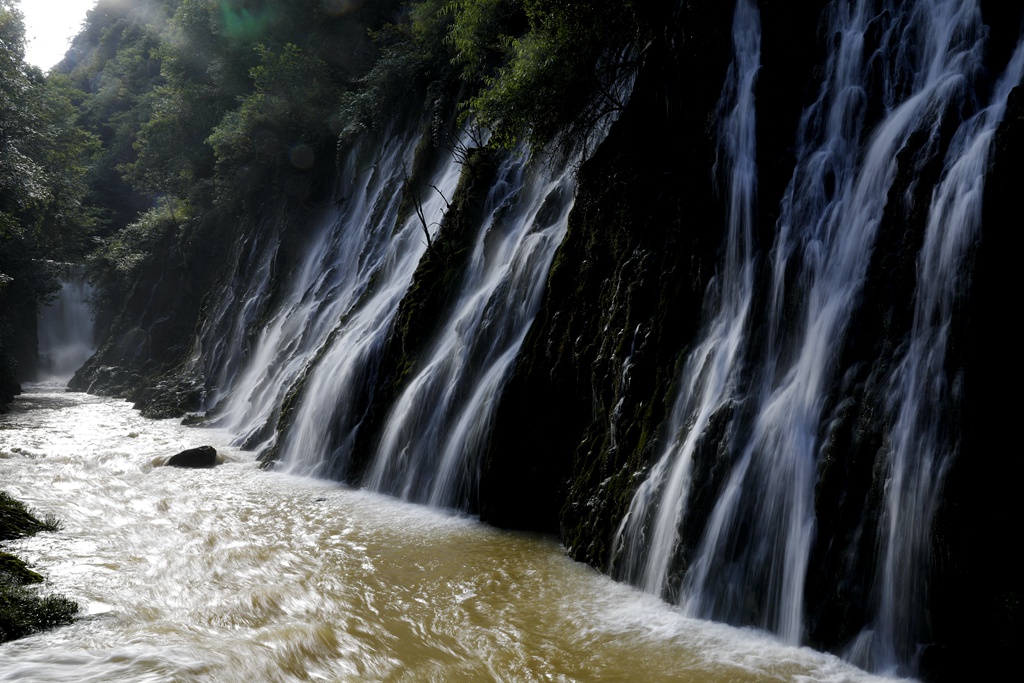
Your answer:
[0,552,43,585]
[0,491,61,542]
[0,578,79,643]
[0,492,78,643]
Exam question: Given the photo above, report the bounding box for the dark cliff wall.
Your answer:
[67,211,233,412]
[480,0,734,546]
[0,292,37,409]
[480,2,1019,679]
[937,76,1024,683]
[480,0,829,566]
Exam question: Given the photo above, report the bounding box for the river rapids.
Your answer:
[0,387,904,683]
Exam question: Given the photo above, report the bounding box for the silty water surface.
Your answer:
[0,388,901,683]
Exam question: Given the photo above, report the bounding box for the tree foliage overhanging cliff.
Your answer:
[0,0,648,405]
[338,0,643,151]
[72,0,643,232]
[101,0,643,369]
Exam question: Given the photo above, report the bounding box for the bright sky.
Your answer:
[20,0,98,71]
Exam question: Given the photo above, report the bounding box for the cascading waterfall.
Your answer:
[15,0,1022,679]
[365,152,577,510]
[36,267,96,384]
[187,128,461,464]
[611,0,760,599]
[274,136,465,479]
[185,53,631,503]
[848,29,1024,676]
[192,226,281,430]
[612,0,1008,673]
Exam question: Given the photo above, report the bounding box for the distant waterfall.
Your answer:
[612,0,1014,674]
[37,269,96,384]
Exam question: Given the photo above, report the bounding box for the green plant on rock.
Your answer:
[0,576,79,643]
[0,491,61,542]
[464,0,641,151]
[338,0,641,155]
[332,0,463,147]
[86,200,189,306]
[442,0,524,83]
[0,491,78,643]
[0,552,42,585]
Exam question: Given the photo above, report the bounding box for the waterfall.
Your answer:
[180,33,632,502]
[612,0,1012,673]
[677,0,975,643]
[848,28,1024,676]
[364,151,577,510]
[188,126,462,471]
[272,135,465,479]
[359,53,632,509]
[612,0,760,599]
[32,0,1024,678]
[36,268,96,385]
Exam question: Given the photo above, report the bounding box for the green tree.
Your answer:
[342,0,642,153]
[60,1,170,237]
[1,0,99,400]
[463,0,641,150]
[207,42,340,196]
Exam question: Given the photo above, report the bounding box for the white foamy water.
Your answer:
[0,388,906,682]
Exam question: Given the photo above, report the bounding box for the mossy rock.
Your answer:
[0,577,79,643]
[0,552,43,585]
[0,493,78,643]
[0,491,60,542]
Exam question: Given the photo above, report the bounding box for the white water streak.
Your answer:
[224,133,419,454]
[615,0,996,666]
[182,128,458,470]
[851,28,1024,677]
[684,0,986,646]
[276,136,467,478]
[365,153,577,510]
[611,0,760,598]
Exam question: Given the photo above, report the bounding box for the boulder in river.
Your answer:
[165,446,219,468]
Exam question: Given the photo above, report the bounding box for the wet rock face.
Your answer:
[480,19,733,544]
[59,1,1020,678]
[487,3,1017,680]
[481,0,827,565]
[165,446,219,469]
